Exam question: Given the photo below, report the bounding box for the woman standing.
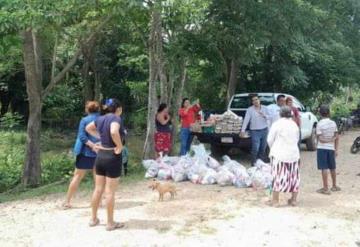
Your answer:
[63,101,100,209]
[178,98,201,156]
[86,99,124,231]
[286,97,301,127]
[267,106,300,207]
[155,103,172,157]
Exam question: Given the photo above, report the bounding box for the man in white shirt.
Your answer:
[316,105,340,195]
[267,94,286,127]
[240,94,270,165]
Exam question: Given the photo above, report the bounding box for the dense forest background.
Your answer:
[0,0,359,191]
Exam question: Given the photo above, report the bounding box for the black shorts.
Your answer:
[317,149,336,170]
[75,154,96,170]
[95,150,122,178]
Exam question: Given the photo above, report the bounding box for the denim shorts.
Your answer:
[317,149,336,170]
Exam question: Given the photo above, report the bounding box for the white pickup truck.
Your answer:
[193,93,318,154]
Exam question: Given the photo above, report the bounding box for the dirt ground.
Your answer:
[1,131,360,247]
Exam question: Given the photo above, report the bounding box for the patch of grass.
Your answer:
[0,131,146,203]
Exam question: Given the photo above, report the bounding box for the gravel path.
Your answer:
[1,131,359,247]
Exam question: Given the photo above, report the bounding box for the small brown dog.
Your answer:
[148,179,177,201]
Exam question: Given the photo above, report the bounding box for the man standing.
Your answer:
[240,95,270,165]
[267,94,286,127]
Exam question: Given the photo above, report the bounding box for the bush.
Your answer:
[0,146,24,192]
[0,130,75,193]
[41,153,74,184]
[0,112,23,129]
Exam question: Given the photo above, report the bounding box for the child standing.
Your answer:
[316,105,341,195]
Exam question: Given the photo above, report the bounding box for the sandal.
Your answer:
[61,203,72,210]
[266,200,280,208]
[89,218,100,227]
[106,222,125,231]
[331,186,341,192]
[316,188,331,195]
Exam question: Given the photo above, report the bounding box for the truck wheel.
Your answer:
[306,127,317,151]
[210,145,230,156]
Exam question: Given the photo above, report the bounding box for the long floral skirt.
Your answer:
[154,132,172,153]
[271,158,300,193]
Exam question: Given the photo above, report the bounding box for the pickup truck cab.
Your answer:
[193,93,318,154]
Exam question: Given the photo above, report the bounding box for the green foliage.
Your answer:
[0,130,74,193]
[41,153,74,184]
[0,112,23,129]
[0,143,24,192]
[42,84,83,127]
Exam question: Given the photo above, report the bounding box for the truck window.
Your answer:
[230,95,275,109]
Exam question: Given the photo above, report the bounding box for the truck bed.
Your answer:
[192,132,251,148]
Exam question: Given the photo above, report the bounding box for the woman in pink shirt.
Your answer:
[178,98,201,155]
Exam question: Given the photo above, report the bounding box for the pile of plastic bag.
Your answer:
[142,144,273,189]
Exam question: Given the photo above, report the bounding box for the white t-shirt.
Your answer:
[267,104,281,127]
[267,118,300,162]
[316,118,338,150]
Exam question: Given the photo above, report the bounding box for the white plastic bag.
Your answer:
[207,156,221,170]
[200,168,217,185]
[157,168,172,180]
[171,157,191,182]
[142,160,157,170]
[162,156,180,166]
[144,163,159,178]
[249,168,273,189]
[215,167,235,186]
[222,155,251,187]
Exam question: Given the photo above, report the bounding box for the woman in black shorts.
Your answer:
[86,98,125,231]
[63,101,100,209]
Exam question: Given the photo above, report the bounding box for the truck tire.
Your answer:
[306,127,317,151]
[210,145,230,156]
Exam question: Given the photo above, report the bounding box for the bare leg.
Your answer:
[90,175,105,224]
[64,169,86,207]
[288,192,298,206]
[104,177,119,228]
[321,170,329,190]
[271,191,280,207]
[93,168,104,207]
[330,169,336,188]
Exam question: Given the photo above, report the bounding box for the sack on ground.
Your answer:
[215,167,235,186]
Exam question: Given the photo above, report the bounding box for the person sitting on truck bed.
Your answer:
[240,94,270,165]
[178,98,201,156]
[267,94,286,127]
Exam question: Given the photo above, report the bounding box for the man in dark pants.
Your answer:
[240,95,270,165]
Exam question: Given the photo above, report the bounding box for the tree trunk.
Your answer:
[94,71,101,102]
[143,5,161,159]
[226,59,238,105]
[21,29,43,186]
[170,61,187,154]
[82,60,94,102]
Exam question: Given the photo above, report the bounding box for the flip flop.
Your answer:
[331,186,341,192]
[316,188,331,195]
[106,222,125,231]
[266,200,280,208]
[61,203,72,210]
[89,218,100,227]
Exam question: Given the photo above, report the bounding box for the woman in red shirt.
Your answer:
[178,98,201,155]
